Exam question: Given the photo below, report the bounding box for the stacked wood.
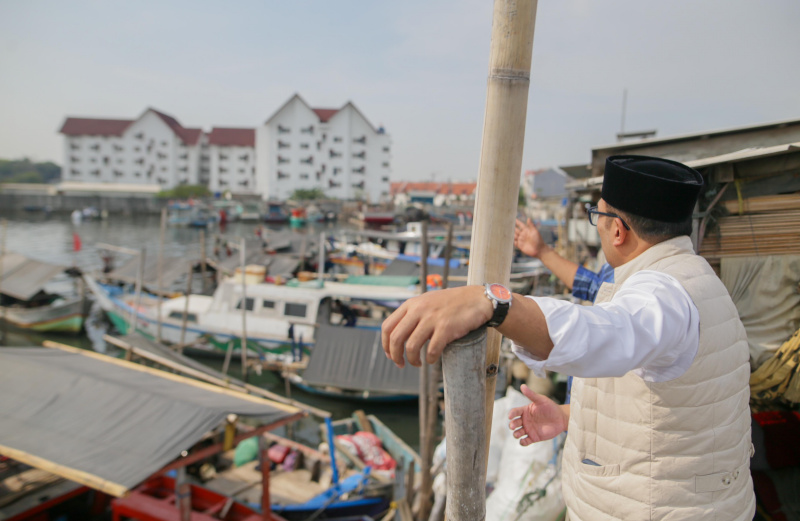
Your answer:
[721,193,800,215]
[699,209,800,259]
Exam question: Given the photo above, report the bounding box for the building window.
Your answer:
[236,297,255,311]
[383,146,390,152]
[278,140,290,149]
[353,151,365,159]
[70,156,80,163]
[103,157,110,165]
[329,149,341,159]
[239,153,249,161]
[285,302,307,318]
[161,140,168,146]
[300,173,309,180]
[353,135,366,144]
[301,125,314,134]
[277,156,289,164]
[300,156,313,165]
[90,144,100,151]
[352,166,365,174]
[333,137,342,143]
[300,143,309,149]
[382,162,390,167]
[381,176,390,182]
[277,171,289,179]
[277,125,290,134]
[179,153,188,160]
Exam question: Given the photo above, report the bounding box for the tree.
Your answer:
[156,184,211,199]
[290,187,325,200]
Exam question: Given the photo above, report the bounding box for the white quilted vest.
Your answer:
[561,236,755,521]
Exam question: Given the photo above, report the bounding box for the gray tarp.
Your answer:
[106,254,188,290]
[301,324,420,395]
[0,347,299,496]
[0,253,66,301]
[721,254,800,367]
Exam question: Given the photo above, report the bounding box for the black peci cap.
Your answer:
[602,155,704,223]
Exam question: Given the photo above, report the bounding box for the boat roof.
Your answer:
[0,253,67,300]
[0,344,301,497]
[302,324,420,395]
[221,278,418,302]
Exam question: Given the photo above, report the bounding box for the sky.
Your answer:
[1,0,799,182]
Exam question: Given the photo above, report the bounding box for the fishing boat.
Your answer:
[264,201,290,224]
[240,201,265,221]
[84,273,417,360]
[0,253,89,333]
[289,207,307,227]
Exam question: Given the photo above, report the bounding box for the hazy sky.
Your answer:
[2,1,799,182]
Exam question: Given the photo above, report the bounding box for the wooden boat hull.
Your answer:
[0,298,86,334]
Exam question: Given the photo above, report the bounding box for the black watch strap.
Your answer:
[486,302,510,328]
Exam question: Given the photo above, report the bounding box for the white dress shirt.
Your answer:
[512,270,699,383]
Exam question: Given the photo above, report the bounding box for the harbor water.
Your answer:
[0,210,423,452]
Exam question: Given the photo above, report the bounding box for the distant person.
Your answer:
[514,217,614,403]
[334,299,357,327]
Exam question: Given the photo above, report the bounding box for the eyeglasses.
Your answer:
[587,206,630,230]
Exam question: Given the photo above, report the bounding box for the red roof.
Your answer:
[149,109,202,145]
[312,108,339,123]
[59,118,133,137]
[390,182,477,196]
[207,127,255,147]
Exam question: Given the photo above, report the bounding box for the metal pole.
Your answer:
[449,1,538,517]
[156,207,167,343]
[240,238,248,381]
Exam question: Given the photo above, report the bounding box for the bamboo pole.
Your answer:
[199,229,207,293]
[417,220,433,519]
[156,207,167,343]
[442,328,487,520]
[240,238,248,381]
[127,247,146,357]
[0,219,6,345]
[445,1,538,517]
[179,261,192,353]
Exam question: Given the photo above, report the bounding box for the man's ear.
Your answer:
[612,218,627,247]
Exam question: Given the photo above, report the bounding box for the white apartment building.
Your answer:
[206,128,256,194]
[59,96,392,201]
[255,94,392,202]
[59,108,203,188]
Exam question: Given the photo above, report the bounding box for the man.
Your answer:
[382,155,754,520]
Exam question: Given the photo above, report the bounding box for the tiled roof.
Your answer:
[390,182,477,196]
[149,109,202,145]
[312,108,339,123]
[207,127,256,147]
[59,118,133,137]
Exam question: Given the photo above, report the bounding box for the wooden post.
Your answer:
[199,229,207,293]
[443,328,487,520]
[260,436,271,521]
[156,207,167,344]
[417,220,431,518]
[179,261,192,353]
[176,466,191,521]
[0,219,6,345]
[130,247,146,336]
[240,238,248,381]
[318,231,326,281]
[449,1,538,517]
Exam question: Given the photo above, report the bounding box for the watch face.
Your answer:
[488,283,511,302]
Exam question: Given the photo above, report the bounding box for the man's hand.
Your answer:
[508,384,569,446]
[514,218,548,258]
[381,286,492,368]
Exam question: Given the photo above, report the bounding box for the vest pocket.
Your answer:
[577,457,620,477]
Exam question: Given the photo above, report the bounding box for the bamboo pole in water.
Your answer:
[179,261,192,353]
[239,237,248,381]
[417,220,432,519]
[156,207,167,344]
[445,1,538,518]
[127,247,146,361]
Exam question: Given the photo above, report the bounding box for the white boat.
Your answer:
[84,274,417,360]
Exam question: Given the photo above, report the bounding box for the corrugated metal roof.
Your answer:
[686,142,800,168]
[0,253,66,301]
[0,345,300,497]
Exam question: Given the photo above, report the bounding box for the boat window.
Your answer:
[284,302,307,318]
[262,300,276,309]
[235,297,255,311]
[168,311,197,322]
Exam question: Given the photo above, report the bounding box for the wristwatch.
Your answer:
[484,283,512,328]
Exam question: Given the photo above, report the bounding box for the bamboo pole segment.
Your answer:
[179,261,192,353]
[200,229,207,293]
[156,207,167,344]
[442,328,488,520]
[127,247,147,360]
[417,220,433,520]
[1,219,6,346]
[318,231,326,281]
[429,4,538,514]
[240,238,248,381]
